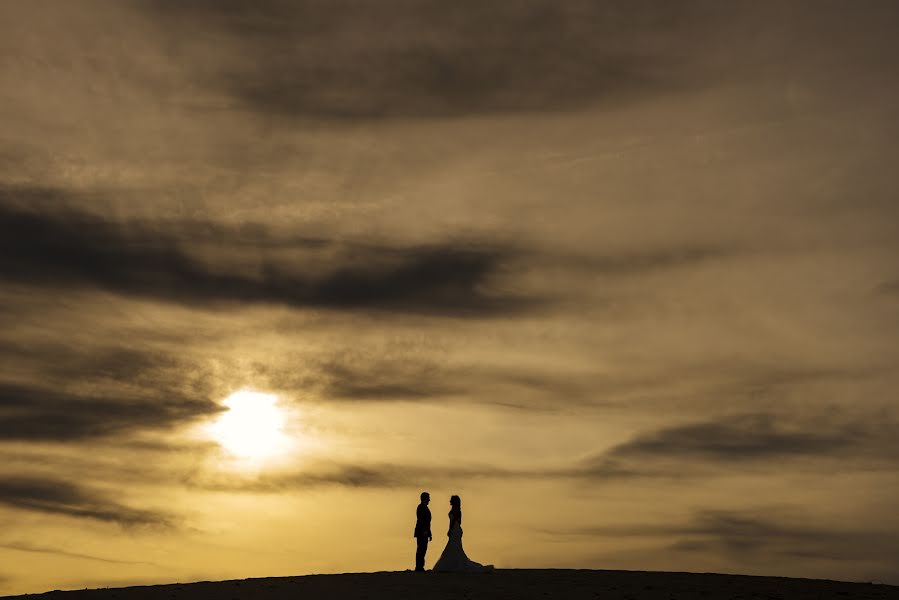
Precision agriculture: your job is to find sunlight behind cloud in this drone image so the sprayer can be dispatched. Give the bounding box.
[207,389,292,461]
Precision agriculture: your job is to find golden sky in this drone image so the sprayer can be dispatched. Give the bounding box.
[2,0,899,594]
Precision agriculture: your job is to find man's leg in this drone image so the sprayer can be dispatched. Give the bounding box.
[415,536,428,571]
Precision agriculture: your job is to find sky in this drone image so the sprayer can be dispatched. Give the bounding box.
[1,0,899,594]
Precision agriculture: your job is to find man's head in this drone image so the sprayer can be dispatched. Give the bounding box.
[420,491,430,504]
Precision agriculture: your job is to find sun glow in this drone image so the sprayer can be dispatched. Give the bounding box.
[207,390,291,460]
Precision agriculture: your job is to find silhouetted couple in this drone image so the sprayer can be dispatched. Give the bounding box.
[414,491,493,572]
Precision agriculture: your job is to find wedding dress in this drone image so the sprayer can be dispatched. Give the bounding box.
[432,511,494,572]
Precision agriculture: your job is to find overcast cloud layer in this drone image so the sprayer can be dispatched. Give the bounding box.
[1,0,898,594]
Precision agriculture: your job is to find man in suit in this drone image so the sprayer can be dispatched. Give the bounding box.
[413,491,432,571]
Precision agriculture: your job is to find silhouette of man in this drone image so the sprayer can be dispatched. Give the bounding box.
[413,491,432,571]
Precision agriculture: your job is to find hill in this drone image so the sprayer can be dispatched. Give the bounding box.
[4,569,897,600]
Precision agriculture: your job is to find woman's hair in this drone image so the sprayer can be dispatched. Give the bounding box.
[450,495,461,507]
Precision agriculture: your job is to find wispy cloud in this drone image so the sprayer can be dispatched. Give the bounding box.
[604,413,855,461]
[664,510,886,561]
[550,508,899,566]
[876,279,899,295]
[580,411,899,480]
[563,245,735,277]
[0,541,159,566]
[316,360,461,401]
[183,407,899,493]
[190,461,536,492]
[0,477,173,527]
[0,189,536,316]
[142,1,726,120]
[0,382,219,442]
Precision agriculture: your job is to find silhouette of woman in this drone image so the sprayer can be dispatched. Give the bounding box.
[432,495,494,572]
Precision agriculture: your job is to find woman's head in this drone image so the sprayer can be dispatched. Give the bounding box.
[450,495,461,508]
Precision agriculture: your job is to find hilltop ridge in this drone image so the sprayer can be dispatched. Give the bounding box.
[5,569,897,600]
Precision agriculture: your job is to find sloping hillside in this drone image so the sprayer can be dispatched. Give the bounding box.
[4,569,897,600]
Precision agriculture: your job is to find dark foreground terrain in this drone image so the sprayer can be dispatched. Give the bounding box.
[4,569,898,600]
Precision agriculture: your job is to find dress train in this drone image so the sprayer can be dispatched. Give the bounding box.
[432,524,493,572]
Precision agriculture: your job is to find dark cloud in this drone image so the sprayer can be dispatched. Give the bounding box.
[191,461,545,492]
[579,412,899,480]
[556,509,899,566]
[185,464,408,492]
[0,187,535,316]
[876,279,899,295]
[143,0,734,120]
[261,464,418,489]
[309,355,583,404]
[0,476,172,527]
[0,382,219,442]
[567,245,734,277]
[295,353,599,407]
[543,507,896,568]
[667,511,851,559]
[605,413,856,461]
[0,333,223,443]
[0,340,187,388]
[318,361,460,401]
[297,350,865,410]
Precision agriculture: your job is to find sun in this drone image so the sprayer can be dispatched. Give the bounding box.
[207,389,291,460]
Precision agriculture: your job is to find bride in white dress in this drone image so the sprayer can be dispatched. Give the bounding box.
[432,495,494,572]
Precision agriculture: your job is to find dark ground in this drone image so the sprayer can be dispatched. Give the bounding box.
[4,569,898,600]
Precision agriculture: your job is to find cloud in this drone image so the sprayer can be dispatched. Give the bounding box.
[579,412,899,480]
[299,345,875,411]
[0,339,189,388]
[0,187,536,316]
[0,332,226,443]
[260,465,418,489]
[190,461,547,492]
[0,382,220,442]
[183,409,899,494]
[667,510,847,558]
[559,508,899,566]
[276,352,604,409]
[876,279,899,295]
[566,245,734,277]
[142,0,725,120]
[309,355,583,404]
[0,476,172,527]
[605,413,855,461]
[317,360,461,401]
[0,541,159,566]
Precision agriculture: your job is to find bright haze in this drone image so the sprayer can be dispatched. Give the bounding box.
[2,0,899,594]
